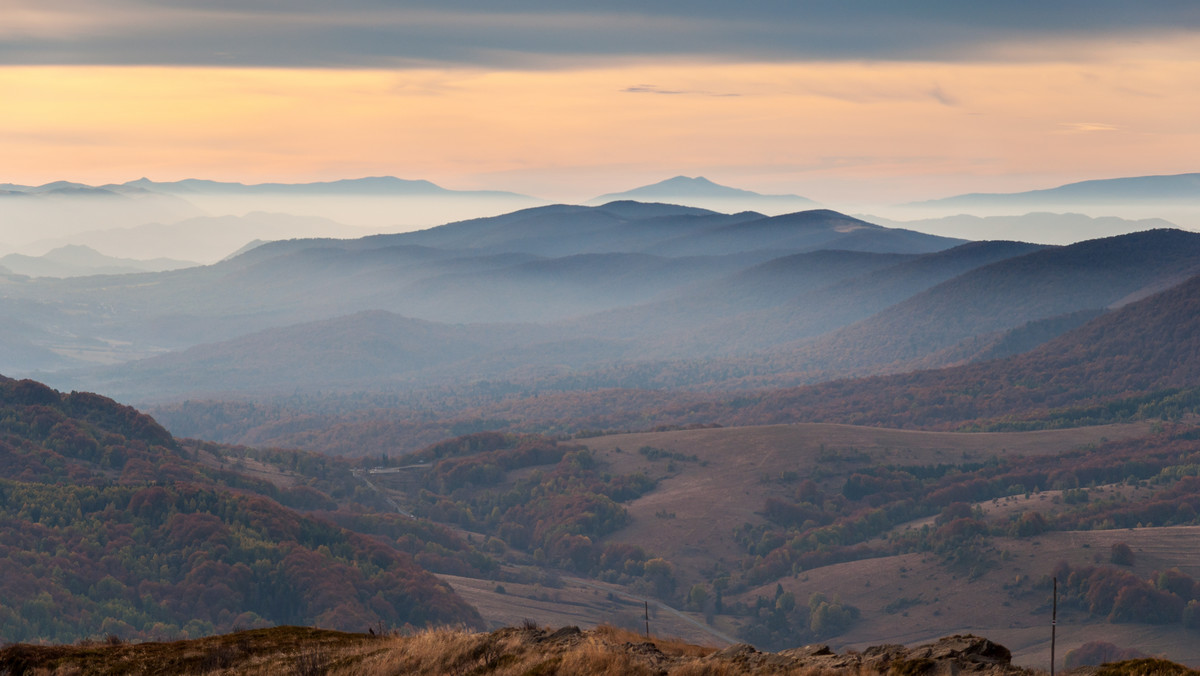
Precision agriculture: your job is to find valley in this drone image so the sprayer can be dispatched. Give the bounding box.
[344,418,1200,664]
[4,182,1200,671]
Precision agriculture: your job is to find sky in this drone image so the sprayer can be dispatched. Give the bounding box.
[4,1,1200,204]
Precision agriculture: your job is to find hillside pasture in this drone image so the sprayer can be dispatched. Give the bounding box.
[742,525,1200,668]
[579,422,1154,579]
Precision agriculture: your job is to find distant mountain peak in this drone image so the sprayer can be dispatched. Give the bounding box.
[654,175,724,188]
[587,176,817,212]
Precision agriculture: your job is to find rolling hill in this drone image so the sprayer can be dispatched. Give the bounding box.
[9,202,961,379]
[373,202,960,257]
[864,212,1179,245]
[4,203,1196,455]
[715,262,1200,429]
[190,243,1200,456]
[760,228,1200,378]
[0,376,483,643]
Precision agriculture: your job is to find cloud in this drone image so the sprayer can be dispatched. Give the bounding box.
[623,84,685,95]
[4,1,1200,67]
[622,84,739,97]
[1059,122,1120,133]
[927,85,957,107]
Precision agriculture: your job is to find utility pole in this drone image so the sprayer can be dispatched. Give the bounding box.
[644,600,650,639]
[1051,576,1058,676]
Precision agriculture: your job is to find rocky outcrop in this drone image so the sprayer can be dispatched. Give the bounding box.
[705,634,1030,676]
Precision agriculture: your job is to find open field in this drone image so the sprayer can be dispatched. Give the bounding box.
[578,422,1155,580]
[739,523,1200,668]
[365,419,1199,666]
[439,569,738,647]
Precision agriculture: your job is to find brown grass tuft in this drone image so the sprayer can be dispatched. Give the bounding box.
[592,624,717,659]
[0,624,1062,676]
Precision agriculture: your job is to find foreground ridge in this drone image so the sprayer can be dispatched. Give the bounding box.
[0,623,1052,675]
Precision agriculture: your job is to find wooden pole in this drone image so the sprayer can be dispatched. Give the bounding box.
[1051,576,1057,676]
[644,600,650,639]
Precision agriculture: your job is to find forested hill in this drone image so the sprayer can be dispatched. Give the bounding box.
[0,376,483,643]
[716,269,1200,429]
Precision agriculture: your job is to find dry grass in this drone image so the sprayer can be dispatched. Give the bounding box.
[578,422,1152,580]
[354,624,689,676]
[592,624,716,659]
[3,623,992,676]
[0,626,385,676]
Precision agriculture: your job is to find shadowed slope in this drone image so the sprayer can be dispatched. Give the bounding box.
[724,267,1200,428]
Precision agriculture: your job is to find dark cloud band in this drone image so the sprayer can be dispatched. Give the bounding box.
[5,1,1200,67]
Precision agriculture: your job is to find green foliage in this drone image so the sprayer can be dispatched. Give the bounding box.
[1012,511,1047,537]
[410,434,664,580]
[1111,542,1136,566]
[738,590,860,650]
[637,446,700,464]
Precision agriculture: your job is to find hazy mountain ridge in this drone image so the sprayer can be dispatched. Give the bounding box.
[9,204,960,377]
[917,172,1200,207]
[26,212,371,264]
[167,235,1200,456]
[864,212,1179,245]
[900,172,1200,229]
[29,220,1200,420]
[0,176,547,261]
[0,244,197,278]
[659,239,1048,356]
[710,267,1200,429]
[760,228,1200,377]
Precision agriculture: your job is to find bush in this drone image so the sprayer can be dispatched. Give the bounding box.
[1111,542,1136,566]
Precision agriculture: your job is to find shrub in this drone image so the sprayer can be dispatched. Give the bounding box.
[1111,542,1136,566]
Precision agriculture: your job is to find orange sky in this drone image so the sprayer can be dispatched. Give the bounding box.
[4,38,1200,203]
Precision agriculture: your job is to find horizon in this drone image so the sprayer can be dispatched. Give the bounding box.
[4,3,1200,205]
[3,171,1199,261]
[5,169,1200,209]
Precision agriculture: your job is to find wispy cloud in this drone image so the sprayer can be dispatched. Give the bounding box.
[622,84,739,97]
[928,85,957,106]
[1059,122,1120,133]
[622,84,684,95]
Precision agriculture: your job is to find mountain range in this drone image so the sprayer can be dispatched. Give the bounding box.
[8,179,1200,660]
[3,172,1195,262]
[16,202,965,395]
[5,200,1189,435]
[898,172,1200,228]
